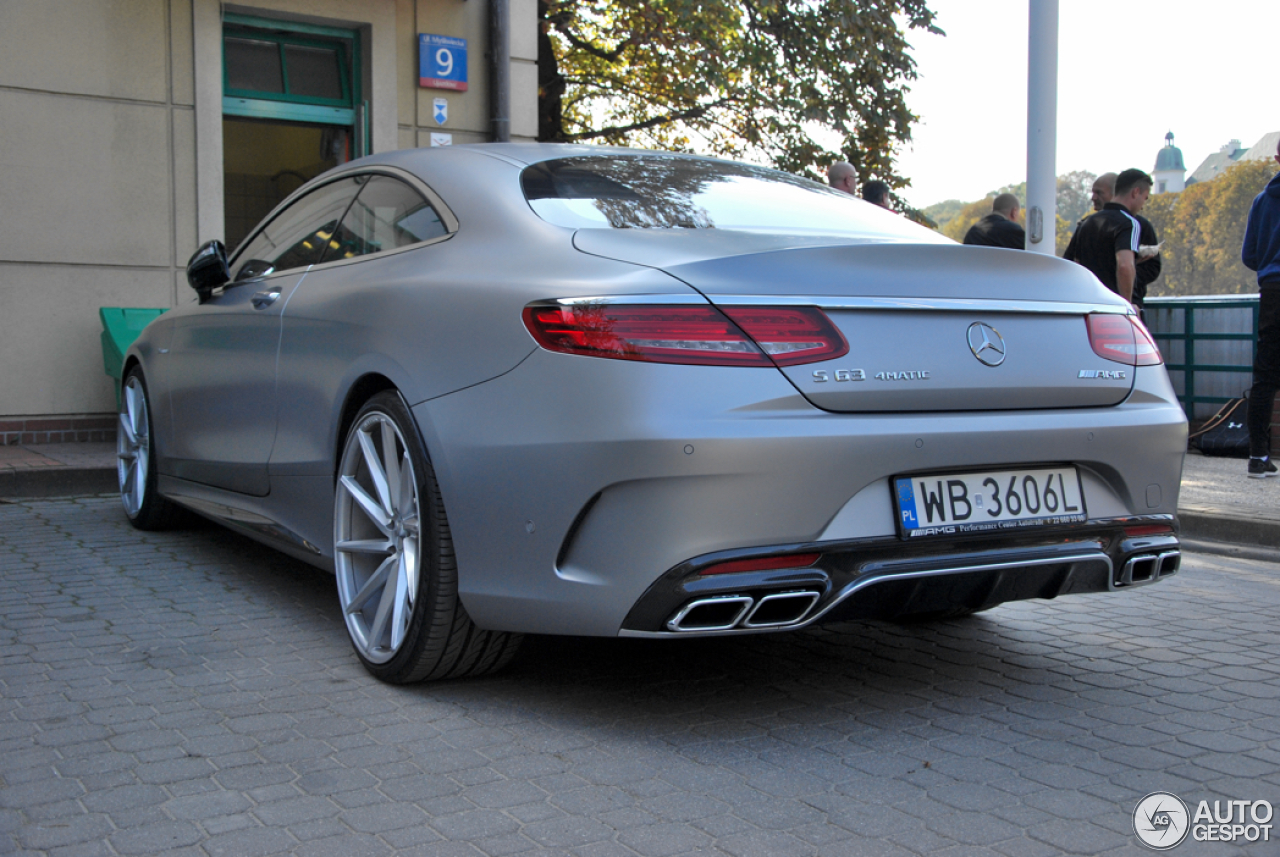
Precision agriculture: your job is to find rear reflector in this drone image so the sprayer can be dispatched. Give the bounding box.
[1086,313,1163,366]
[523,304,847,367]
[699,552,820,576]
[1123,524,1174,538]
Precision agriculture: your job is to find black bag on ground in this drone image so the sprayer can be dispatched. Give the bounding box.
[1189,397,1250,457]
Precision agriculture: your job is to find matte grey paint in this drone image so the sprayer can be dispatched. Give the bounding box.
[126,143,1187,640]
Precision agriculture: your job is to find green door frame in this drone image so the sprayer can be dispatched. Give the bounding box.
[221,13,367,154]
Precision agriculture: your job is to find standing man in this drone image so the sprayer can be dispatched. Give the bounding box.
[963,193,1025,249]
[1242,139,1280,478]
[861,180,892,210]
[1062,168,1158,308]
[1063,173,1116,259]
[1065,171,1162,301]
[828,162,857,196]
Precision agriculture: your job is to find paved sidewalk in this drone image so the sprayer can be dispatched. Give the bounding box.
[2,442,1277,550]
[1,495,1278,856]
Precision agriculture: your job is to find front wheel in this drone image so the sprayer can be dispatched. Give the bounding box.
[333,391,522,683]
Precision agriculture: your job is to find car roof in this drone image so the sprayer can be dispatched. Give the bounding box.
[350,142,762,174]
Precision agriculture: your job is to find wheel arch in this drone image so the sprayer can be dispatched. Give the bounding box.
[120,355,142,388]
[333,373,399,478]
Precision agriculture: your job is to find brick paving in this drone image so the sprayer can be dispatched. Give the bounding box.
[1,496,1278,856]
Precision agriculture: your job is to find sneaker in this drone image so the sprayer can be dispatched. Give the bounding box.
[1248,457,1278,478]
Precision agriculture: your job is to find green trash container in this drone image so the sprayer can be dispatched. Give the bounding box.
[99,307,168,408]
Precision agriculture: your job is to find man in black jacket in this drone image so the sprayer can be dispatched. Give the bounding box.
[963,194,1025,249]
[1065,172,1163,299]
[1063,168,1160,307]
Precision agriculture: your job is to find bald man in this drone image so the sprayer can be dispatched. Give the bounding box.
[828,162,857,195]
[963,193,1025,249]
[1091,172,1117,210]
[1064,174,1116,256]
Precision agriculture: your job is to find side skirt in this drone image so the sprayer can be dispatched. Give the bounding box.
[157,474,334,572]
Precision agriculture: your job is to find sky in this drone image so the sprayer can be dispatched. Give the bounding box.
[895,0,1276,209]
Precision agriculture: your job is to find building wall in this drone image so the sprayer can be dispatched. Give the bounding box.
[0,0,195,422]
[0,0,537,431]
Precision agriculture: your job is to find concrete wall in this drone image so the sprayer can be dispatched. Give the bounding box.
[0,0,538,425]
[0,0,196,418]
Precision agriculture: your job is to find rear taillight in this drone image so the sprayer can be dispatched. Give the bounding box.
[719,307,849,366]
[1086,313,1163,366]
[522,304,847,367]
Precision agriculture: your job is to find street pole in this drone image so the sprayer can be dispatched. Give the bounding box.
[1025,0,1058,254]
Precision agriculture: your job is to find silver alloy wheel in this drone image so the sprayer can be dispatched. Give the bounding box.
[334,411,421,665]
[118,374,149,518]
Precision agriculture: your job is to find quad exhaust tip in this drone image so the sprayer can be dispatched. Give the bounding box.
[1117,550,1180,587]
[666,591,819,633]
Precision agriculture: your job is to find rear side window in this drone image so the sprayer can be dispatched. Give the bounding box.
[230,177,361,280]
[320,176,447,263]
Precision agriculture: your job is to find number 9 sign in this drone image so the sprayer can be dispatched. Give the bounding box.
[419,34,468,92]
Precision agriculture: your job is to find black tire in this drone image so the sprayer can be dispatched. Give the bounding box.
[333,391,522,683]
[118,368,182,530]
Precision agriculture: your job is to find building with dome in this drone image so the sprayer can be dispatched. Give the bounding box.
[1152,132,1186,194]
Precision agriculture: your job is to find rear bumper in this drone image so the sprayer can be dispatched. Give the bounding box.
[416,350,1187,637]
[619,523,1181,636]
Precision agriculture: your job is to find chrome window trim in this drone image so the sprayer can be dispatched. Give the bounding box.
[542,295,1132,315]
[226,164,459,276]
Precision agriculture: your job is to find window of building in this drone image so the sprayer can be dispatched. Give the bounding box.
[221,14,367,250]
[223,24,355,116]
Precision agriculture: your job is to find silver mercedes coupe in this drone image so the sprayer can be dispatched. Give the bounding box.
[118,144,1187,683]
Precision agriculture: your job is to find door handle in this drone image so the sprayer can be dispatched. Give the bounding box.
[251,289,282,310]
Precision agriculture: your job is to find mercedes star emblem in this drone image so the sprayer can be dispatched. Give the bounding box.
[967,322,1007,367]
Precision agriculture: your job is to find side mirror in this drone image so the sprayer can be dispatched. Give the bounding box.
[186,240,229,302]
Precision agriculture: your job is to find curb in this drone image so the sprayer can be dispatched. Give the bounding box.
[0,467,118,500]
[1177,504,1280,551]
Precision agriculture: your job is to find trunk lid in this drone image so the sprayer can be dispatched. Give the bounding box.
[574,234,1136,412]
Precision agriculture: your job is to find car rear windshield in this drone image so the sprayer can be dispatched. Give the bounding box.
[521,155,917,237]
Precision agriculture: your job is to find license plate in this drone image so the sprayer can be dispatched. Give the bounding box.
[893,466,1086,538]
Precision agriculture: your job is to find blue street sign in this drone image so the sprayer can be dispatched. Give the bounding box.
[419,34,467,92]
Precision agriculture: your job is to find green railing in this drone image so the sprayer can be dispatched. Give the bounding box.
[1144,295,1258,418]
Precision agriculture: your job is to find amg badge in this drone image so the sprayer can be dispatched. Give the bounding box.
[1078,369,1127,380]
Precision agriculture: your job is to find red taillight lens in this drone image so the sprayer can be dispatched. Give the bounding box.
[720,307,849,366]
[1086,313,1163,366]
[522,304,847,367]
[699,552,821,576]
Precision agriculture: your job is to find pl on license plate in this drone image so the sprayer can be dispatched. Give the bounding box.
[894,466,1086,538]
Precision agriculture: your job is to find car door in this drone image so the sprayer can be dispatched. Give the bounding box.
[269,173,452,479]
[165,177,362,495]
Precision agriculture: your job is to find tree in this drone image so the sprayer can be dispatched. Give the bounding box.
[1143,159,1276,296]
[1055,170,1095,225]
[537,1,943,186]
[941,197,995,243]
[922,198,968,231]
